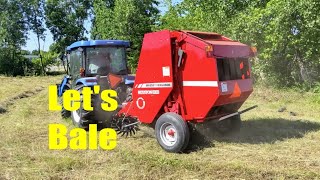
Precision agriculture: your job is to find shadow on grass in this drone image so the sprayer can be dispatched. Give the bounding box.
[186,118,320,153]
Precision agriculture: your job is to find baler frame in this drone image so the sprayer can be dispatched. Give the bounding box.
[114,30,257,152]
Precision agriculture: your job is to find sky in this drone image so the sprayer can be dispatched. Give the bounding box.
[22,1,181,52]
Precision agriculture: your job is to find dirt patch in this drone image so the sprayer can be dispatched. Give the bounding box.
[0,86,45,114]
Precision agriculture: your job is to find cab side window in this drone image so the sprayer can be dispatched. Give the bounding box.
[70,50,82,77]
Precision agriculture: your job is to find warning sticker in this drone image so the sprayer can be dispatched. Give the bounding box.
[137,82,172,88]
[138,90,160,95]
[221,82,228,92]
[162,66,170,77]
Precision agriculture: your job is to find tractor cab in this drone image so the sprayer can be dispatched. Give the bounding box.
[66,40,131,86]
[57,39,133,129]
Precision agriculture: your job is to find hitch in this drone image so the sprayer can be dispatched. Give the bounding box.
[218,105,258,121]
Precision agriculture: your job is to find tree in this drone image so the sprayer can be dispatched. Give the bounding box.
[32,50,57,75]
[92,0,160,70]
[25,0,46,74]
[228,0,320,86]
[158,0,320,87]
[45,0,91,53]
[0,0,30,76]
[91,0,115,40]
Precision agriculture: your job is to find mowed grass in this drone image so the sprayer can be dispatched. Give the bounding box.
[0,76,320,179]
[0,76,62,101]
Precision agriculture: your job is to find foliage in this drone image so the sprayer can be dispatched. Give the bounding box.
[0,0,30,76]
[24,0,47,74]
[45,0,91,53]
[92,0,160,70]
[159,0,320,87]
[31,51,58,75]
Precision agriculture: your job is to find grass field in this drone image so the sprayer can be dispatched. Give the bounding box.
[0,75,320,179]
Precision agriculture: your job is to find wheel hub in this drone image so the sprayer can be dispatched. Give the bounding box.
[167,128,175,137]
[160,123,177,146]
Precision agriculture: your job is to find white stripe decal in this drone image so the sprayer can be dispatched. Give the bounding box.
[138,82,172,88]
[183,81,218,87]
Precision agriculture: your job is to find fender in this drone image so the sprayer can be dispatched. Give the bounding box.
[57,75,71,97]
[75,77,98,87]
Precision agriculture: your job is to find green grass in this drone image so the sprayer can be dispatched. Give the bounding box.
[0,76,319,179]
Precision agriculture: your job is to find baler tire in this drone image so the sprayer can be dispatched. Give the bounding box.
[60,84,71,118]
[155,112,190,153]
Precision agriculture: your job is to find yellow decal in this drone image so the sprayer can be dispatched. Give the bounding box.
[99,128,117,150]
[48,124,68,150]
[48,85,62,111]
[70,128,87,150]
[48,85,119,150]
[82,87,94,111]
[101,90,118,111]
[49,85,118,112]
[48,124,117,150]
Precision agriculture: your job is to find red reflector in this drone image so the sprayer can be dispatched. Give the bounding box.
[242,74,245,79]
[240,62,244,69]
[108,73,122,89]
[80,68,85,77]
[230,83,241,98]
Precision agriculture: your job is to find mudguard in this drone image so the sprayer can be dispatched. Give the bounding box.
[75,77,98,87]
[57,75,71,97]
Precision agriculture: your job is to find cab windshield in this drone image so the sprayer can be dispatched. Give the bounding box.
[86,46,127,75]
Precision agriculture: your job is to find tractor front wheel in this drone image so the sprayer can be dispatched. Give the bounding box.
[60,84,71,118]
[155,113,190,153]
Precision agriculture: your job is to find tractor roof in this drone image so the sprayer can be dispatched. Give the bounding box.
[66,40,130,51]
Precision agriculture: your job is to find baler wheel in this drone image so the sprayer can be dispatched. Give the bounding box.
[155,113,189,153]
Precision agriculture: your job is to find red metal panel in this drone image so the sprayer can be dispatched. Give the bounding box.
[178,34,220,121]
[207,40,251,58]
[126,30,173,124]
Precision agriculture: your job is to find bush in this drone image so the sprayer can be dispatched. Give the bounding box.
[31,51,58,75]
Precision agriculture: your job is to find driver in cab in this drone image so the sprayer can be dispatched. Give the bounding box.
[88,51,111,75]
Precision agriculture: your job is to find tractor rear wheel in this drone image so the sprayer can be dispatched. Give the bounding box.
[71,85,89,129]
[71,85,113,130]
[214,114,242,134]
[155,113,190,153]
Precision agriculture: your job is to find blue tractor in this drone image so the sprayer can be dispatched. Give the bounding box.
[57,40,135,129]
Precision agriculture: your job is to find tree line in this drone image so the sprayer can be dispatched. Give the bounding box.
[0,0,319,89]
